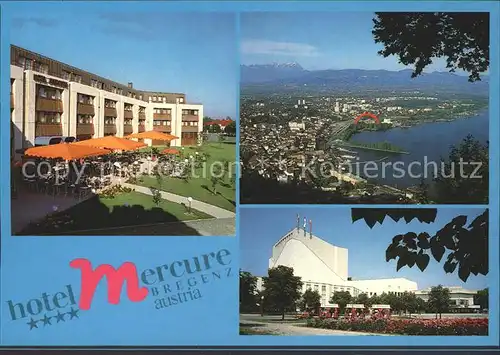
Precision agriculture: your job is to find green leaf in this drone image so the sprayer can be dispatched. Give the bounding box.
[458,263,471,282]
[443,260,458,274]
[451,215,468,228]
[403,232,418,249]
[396,257,406,271]
[430,237,446,262]
[417,232,431,249]
[385,244,398,262]
[416,254,430,272]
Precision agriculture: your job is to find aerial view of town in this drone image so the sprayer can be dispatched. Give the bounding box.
[240,12,490,205]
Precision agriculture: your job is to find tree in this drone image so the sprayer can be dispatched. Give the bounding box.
[434,135,488,204]
[474,288,488,309]
[413,178,430,204]
[427,285,451,319]
[262,266,303,320]
[401,292,419,316]
[415,297,427,314]
[355,293,372,308]
[352,208,488,282]
[330,291,352,314]
[239,270,258,313]
[372,12,489,82]
[299,289,321,312]
[208,124,222,133]
[225,121,236,135]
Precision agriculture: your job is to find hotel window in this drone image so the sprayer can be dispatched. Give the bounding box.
[73,75,82,83]
[306,284,311,290]
[139,95,143,100]
[37,112,61,124]
[314,285,319,291]
[321,286,326,294]
[62,71,71,81]
[17,57,26,68]
[179,97,184,103]
[38,87,47,98]
[78,115,93,124]
[25,59,33,70]
[35,63,49,74]
[167,121,171,126]
[152,97,157,101]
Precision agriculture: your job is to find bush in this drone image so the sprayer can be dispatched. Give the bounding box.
[98,185,133,199]
[307,317,488,335]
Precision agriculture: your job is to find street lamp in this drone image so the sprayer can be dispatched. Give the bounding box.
[260,295,264,317]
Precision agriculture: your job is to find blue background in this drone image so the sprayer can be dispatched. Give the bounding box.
[1,0,499,348]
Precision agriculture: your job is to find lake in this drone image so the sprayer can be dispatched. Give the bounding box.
[345,110,489,188]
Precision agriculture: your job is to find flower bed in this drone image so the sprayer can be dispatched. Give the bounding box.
[306,317,488,335]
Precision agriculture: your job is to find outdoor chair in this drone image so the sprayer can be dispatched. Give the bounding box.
[23,177,38,192]
[76,184,92,200]
[51,180,66,198]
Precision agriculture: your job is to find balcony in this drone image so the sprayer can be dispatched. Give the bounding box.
[36,98,63,113]
[138,121,146,132]
[104,124,117,135]
[77,102,95,115]
[36,123,62,136]
[139,112,146,120]
[124,110,134,119]
[104,107,117,117]
[77,124,94,136]
[123,124,133,134]
[153,126,171,133]
[153,113,171,120]
[181,125,200,133]
[181,114,199,122]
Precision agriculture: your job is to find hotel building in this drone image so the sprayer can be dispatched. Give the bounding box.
[255,227,418,307]
[10,45,203,161]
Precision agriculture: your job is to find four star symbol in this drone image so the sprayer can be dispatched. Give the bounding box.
[55,311,65,323]
[68,307,79,319]
[41,314,52,326]
[27,317,38,330]
[25,308,80,329]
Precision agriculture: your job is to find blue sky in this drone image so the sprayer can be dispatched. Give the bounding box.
[240,207,489,290]
[8,2,237,118]
[241,12,453,72]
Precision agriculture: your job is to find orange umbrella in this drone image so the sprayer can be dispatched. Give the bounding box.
[125,131,179,142]
[162,148,180,155]
[74,136,146,151]
[24,143,110,161]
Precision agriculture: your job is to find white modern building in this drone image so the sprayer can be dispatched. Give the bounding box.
[415,286,481,312]
[10,45,203,162]
[256,227,418,307]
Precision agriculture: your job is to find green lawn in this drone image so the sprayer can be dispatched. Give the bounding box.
[18,191,212,235]
[135,142,236,211]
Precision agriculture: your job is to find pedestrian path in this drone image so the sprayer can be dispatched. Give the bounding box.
[122,183,235,219]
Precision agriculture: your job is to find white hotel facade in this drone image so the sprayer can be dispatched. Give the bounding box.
[10,45,203,161]
[256,227,419,308]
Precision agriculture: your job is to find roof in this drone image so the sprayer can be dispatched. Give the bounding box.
[204,119,233,127]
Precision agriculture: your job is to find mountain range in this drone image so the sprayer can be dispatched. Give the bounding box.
[240,63,489,95]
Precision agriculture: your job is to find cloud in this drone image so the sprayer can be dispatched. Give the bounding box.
[241,39,320,57]
[12,17,59,29]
